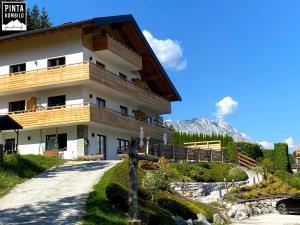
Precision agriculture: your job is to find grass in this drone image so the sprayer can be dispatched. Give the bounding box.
[0,154,65,197]
[82,158,223,225]
[165,161,248,182]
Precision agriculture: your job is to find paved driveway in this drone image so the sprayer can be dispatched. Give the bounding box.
[234,212,300,225]
[0,160,119,225]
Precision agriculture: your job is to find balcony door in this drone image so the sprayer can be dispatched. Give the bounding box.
[97,135,106,159]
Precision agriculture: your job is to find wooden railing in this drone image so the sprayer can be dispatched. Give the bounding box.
[9,103,91,128]
[0,62,89,94]
[237,152,257,168]
[6,103,170,139]
[0,62,170,114]
[90,104,170,139]
[89,62,170,113]
[184,140,222,151]
[93,34,142,69]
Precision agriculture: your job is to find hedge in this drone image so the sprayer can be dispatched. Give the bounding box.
[274,143,290,172]
[262,149,274,160]
[227,142,263,162]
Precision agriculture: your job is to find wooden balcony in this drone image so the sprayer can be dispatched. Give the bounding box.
[9,104,91,129]
[0,62,170,113]
[8,103,170,140]
[90,104,170,139]
[0,62,90,95]
[93,34,142,70]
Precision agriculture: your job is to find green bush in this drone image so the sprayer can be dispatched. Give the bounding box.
[227,142,237,163]
[141,169,169,201]
[166,162,248,182]
[229,142,263,160]
[262,149,274,160]
[274,143,290,171]
[274,170,300,189]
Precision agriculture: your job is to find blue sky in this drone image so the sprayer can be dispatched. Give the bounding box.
[28,0,300,149]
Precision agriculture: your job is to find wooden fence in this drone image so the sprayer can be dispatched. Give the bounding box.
[150,144,223,162]
[237,152,257,168]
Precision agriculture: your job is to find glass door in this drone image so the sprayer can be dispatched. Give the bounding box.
[97,135,107,159]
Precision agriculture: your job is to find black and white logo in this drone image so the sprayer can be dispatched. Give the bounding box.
[2,2,27,31]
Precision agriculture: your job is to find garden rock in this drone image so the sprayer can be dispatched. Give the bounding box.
[213,214,225,224]
[173,216,188,225]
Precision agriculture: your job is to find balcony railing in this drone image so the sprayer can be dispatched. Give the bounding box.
[93,34,142,69]
[0,62,170,114]
[6,103,171,139]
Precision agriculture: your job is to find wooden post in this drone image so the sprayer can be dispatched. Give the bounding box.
[224,178,227,192]
[221,150,224,162]
[0,145,3,169]
[172,144,175,161]
[218,184,222,199]
[253,177,256,185]
[210,150,212,162]
[128,139,141,225]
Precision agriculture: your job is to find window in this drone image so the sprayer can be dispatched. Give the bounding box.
[96,61,105,69]
[119,72,127,80]
[46,133,67,150]
[47,57,66,68]
[10,63,26,73]
[96,97,106,108]
[5,138,16,151]
[48,95,66,107]
[117,139,129,154]
[97,135,106,157]
[9,100,25,112]
[120,106,128,116]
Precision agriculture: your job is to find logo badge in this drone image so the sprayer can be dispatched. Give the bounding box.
[2,2,27,31]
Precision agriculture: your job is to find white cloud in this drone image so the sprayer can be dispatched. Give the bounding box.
[258,141,274,149]
[215,96,238,119]
[142,29,187,71]
[284,137,295,148]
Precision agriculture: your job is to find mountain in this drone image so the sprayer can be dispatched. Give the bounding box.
[2,19,26,30]
[165,117,250,142]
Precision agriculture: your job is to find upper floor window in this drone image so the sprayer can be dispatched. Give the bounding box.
[48,57,66,68]
[9,100,25,112]
[48,95,66,107]
[120,105,128,116]
[119,72,127,80]
[96,97,106,108]
[10,63,26,73]
[96,61,105,69]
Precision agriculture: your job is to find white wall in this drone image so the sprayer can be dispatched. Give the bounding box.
[0,126,78,159]
[0,29,83,76]
[0,86,84,114]
[88,124,131,160]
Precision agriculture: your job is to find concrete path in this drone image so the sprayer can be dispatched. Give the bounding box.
[233,212,300,225]
[0,160,119,225]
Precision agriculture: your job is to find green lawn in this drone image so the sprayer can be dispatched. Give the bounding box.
[82,159,221,225]
[0,154,65,197]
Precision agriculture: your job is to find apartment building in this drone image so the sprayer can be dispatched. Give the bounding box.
[0,15,181,160]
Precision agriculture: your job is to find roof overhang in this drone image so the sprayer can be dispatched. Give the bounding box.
[0,115,23,131]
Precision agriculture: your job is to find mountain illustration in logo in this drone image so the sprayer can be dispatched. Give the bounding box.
[2,19,26,31]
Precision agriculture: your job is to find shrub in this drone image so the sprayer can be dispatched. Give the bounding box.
[233,142,263,160]
[141,169,169,201]
[227,142,237,163]
[261,158,274,173]
[274,143,290,171]
[274,170,300,189]
[262,149,274,160]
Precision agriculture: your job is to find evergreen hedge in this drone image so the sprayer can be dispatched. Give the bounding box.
[262,149,274,160]
[227,142,263,162]
[274,143,290,172]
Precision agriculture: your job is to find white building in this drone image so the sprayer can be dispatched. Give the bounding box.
[0,15,181,160]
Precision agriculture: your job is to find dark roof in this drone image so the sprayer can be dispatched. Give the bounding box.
[0,14,181,101]
[0,115,23,131]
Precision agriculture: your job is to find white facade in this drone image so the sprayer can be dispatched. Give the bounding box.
[0,28,169,160]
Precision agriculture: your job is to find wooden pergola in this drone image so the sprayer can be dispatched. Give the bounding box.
[0,115,23,168]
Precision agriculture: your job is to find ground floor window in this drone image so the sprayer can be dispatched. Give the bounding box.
[5,138,15,150]
[97,135,106,157]
[46,133,67,150]
[117,139,129,154]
